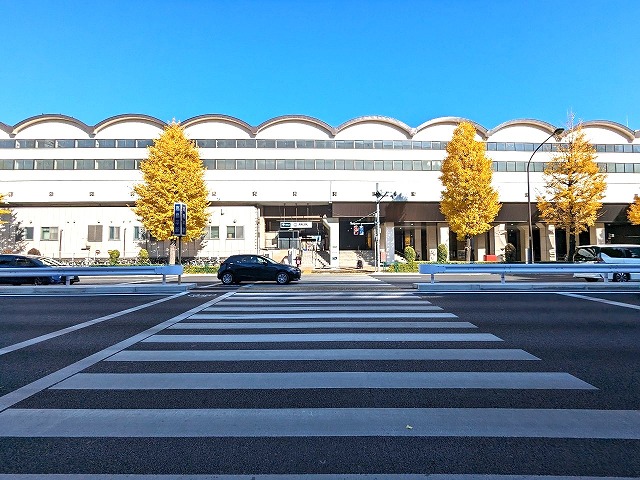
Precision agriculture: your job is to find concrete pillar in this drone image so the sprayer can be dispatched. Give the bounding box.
[493,224,507,261]
[545,224,557,261]
[437,223,450,260]
[593,223,605,245]
[427,225,438,261]
[518,225,529,262]
[382,222,395,264]
[322,217,340,269]
[414,227,422,258]
[475,234,487,261]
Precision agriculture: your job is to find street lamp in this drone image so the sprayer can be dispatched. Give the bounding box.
[527,127,564,263]
[373,183,396,272]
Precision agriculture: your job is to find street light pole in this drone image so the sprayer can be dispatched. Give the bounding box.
[373,183,396,272]
[527,127,564,264]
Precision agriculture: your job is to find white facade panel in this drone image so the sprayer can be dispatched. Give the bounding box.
[94,122,163,139]
[14,122,90,139]
[336,122,409,140]
[184,121,252,139]
[257,121,331,139]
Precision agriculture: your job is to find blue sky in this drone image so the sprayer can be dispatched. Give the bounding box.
[1,0,638,130]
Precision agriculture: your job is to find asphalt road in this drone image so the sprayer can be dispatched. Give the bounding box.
[0,275,639,478]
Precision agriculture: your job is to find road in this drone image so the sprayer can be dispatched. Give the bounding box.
[0,274,639,478]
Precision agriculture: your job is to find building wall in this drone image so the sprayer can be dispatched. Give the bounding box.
[1,114,639,261]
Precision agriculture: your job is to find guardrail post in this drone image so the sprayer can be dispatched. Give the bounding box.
[431,273,435,284]
[162,274,167,285]
[501,272,506,284]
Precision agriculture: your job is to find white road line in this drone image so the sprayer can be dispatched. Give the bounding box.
[206,305,442,311]
[106,348,540,362]
[188,312,457,320]
[216,300,433,305]
[0,292,189,356]
[142,333,502,343]
[0,292,236,413]
[559,292,640,310]
[230,292,415,297]
[168,321,475,329]
[50,372,595,390]
[1,408,636,438]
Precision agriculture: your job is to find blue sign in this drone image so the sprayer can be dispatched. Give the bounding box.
[173,202,187,236]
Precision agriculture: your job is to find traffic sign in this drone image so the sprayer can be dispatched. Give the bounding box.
[173,202,187,236]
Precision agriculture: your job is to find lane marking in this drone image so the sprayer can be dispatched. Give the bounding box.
[206,305,442,311]
[0,474,635,479]
[0,292,236,413]
[559,292,640,310]
[51,372,594,390]
[0,292,189,356]
[168,321,475,329]
[187,312,457,320]
[142,333,502,343]
[107,348,540,362]
[1,408,636,438]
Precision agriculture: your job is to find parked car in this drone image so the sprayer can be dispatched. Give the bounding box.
[573,244,640,282]
[0,254,80,285]
[217,254,301,285]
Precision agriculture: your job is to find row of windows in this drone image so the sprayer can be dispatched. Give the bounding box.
[2,138,639,153]
[3,158,640,173]
[26,225,245,242]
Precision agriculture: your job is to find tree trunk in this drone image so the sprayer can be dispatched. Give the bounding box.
[465,236,471,263]
[568,233,576,263]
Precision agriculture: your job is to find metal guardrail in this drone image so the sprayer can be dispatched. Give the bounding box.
[418,263,640,284]
[0,265,184,285]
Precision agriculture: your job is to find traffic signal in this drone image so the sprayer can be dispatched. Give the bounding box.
[173,202,187,236]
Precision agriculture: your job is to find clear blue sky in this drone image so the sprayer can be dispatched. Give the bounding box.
[1,0,638,130]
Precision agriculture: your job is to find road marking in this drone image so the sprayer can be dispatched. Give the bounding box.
[206,305,443,311]
[188,312,457,320]
[168,321,475,329]
[0,408,635,438]
[142,332,502,343]
[0,292,189,357]
[51,372,594,390]
[0,292,236,413]
[559,292,640,310]
[107,348,540,362]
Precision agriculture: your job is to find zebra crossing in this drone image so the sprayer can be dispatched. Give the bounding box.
[1,286,639,476]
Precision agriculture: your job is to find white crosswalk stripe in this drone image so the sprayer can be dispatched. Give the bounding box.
[0,287,628,448]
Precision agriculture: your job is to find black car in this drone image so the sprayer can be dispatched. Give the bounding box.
[0,254,80,285]
[217,254,301,285]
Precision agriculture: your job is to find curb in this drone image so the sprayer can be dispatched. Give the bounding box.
[414,282,640,292]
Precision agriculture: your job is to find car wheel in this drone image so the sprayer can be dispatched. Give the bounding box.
[276,271,290,285]
[221,272,235,285]
[613,272,630,282]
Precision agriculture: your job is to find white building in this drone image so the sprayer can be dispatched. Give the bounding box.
[1,114,639,266]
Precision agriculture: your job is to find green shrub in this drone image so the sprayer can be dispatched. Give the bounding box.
[404,245,416,263]
[137,248,150,265]
[437,243,448,263]
[108,249,120,265]
[183,265,220,274]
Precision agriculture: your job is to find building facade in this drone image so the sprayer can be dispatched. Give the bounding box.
[1,114,639,266]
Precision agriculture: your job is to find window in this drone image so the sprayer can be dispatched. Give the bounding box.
[116,159,137,170]
[276,140,295,148]
[237,139,256,148]
[136,139,153,148]
[96,139,116,148]
[0,140,15,148]
[133,226,145,240]
[75,159,95,170]
[217,139,236,148]
[87,225,103,242]
[16,140,35,149]
[57,139,75,148]
[24,227,34,241]
[109,226,120,240]
[15,160,34,170]
[226,226,244,239]
[41,227,59,241]
[34,160,54,170]
[55,159,74,170]
[77,139,95,148]
[96,160,115,170]
[116,139,135,148]
[0,160,13,170]
[207,226,219,239]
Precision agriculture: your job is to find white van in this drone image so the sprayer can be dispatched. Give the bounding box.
[573,244,640,282]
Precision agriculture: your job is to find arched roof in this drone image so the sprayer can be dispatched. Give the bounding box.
[415,117,488,139]
[488,118,561,137]
[256,115,335,136]
[182,114,254,136]
[337,116,412,137]
[580,120,635,142]
[1,114,639,140]
[94,114,166,134]
[11,114,93,136]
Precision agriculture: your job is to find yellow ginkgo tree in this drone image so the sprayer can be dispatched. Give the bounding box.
[133,121,210,248]
[0,193,9,220]
[628,195,640,225]
[440,121,501,262]
[536,121,606,261]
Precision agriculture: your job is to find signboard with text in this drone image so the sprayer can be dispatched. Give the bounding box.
[173,202,187,237]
